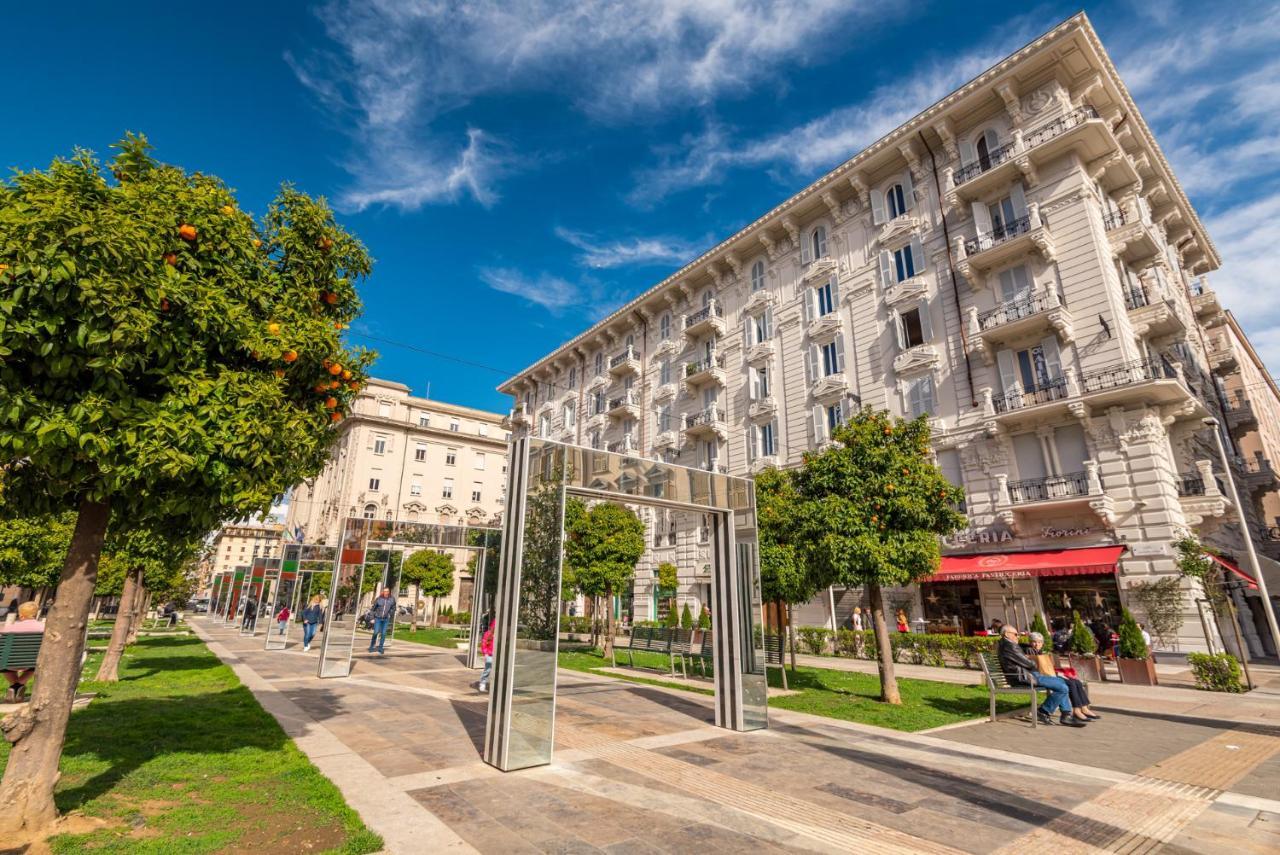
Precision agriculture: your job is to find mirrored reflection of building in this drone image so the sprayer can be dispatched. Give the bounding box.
[499,13,1278,654]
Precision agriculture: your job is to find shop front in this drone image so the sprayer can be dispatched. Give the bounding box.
[921,546,1126,636]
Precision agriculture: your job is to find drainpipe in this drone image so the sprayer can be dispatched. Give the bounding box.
[918,130,977,407]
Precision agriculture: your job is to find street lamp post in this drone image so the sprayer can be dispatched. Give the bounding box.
[1204,416,1280,658]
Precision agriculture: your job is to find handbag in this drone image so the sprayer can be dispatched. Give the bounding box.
[1034,653,1056,675]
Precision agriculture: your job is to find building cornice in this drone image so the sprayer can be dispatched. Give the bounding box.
[498,11,1217,394]
[342,412,509,449]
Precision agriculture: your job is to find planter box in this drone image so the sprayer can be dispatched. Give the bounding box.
[1069,654,1103,682]
[1117,655,1158,686]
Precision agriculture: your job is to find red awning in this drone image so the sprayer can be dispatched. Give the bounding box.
[1209,555,1258,590]
[923,545,1126,583]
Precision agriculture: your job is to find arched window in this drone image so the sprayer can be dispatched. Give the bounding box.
[385,510,394,520]
[811,226,828,260]
[886,184,907,219]
[976,128,999,170]
[362,503,377,519]
[701,290,713,307]
[659,312,671,340]
[594,351,604,375]
[751,260,766,292]
[625,333,634,349]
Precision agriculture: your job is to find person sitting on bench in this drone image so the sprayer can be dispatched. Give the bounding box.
[2,602,44,703]
[997,625,1085,728]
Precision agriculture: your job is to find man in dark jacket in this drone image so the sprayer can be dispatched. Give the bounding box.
[367,587,397,655]
[997,625,1083,727]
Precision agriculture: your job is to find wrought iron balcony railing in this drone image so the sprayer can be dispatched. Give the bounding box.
[964,213,1035,256]
[1079,357,1176,394]
[977,291,1054,331]
[1007,471,1091,504]
[993,377,1070,413]
[952,106,1100,187]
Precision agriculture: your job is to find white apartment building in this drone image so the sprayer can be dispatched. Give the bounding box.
[285,378,509,545]
[499,14,1274,651]
[207,522,285,590]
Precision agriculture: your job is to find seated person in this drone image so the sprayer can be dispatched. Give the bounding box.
[996,625,1085,727]
[1,602,45,703]
[1025,631,1100,722]
[1050,620,1072,654]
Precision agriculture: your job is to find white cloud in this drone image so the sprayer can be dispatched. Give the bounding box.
[292,0,907,211]
[628,36,1012,204]
[555,226,704,269]
[478,268,585,312]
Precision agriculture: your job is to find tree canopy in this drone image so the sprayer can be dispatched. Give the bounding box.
[564,501,645,600]
[402,550,455,599]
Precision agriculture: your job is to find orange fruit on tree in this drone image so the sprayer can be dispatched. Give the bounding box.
[274,369,286,378]
[160,298,170,312]
[341,369,352,380]
[323,291,338,305]
[267,322,280,335]
[318,236,334,251]
[348,382,359,391]
[324,397,338,409]
[329,380,340,389]
[282,350,298,363]
[163,253,178,266]
[221,205,234,216]
[178,224,197,241]
[253,238,262,248]
[313,384,326,393]
[330,412,343,423]
[328,363,342,376]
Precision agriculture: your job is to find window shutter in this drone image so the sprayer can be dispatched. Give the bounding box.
[805,344,818,385]
[907,378,922,418]
[959,137,977,167]
[870,189,886,225]
[835,335,846,372]
[828,273,840,307]
[918,299,934,341]
[800,232,812,264]
[812,405,825,444]
[922,375,936,415]
[906,235,926,272]
[902,170,915,211]
[972,201,993,236]
[878,251,893,287]
[743,316,753,352]
[1010,181,1029,220]
[802,287,813,323]
[891,309,905,350]
[749,366,760,401]
[1041,335,1063,380]
[843,394,857,422]
[996,349,1020,396]
[763,307,773,340]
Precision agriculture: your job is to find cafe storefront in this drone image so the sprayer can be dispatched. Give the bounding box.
[920,545,1127,635]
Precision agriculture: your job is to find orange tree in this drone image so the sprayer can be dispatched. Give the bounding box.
[787,409,965,704]
[755,466,823,669]
[0,134,372,833]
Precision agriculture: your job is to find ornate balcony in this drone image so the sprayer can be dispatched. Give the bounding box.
[1205,334,1237,374]
[801,256,837,284]
[507,404,530,428]
[684,301,726,339]
[983,357,1199,425]
[750,455,780,475]
[1176,460,1230,526]
[966,289,1072,364]
[607,434,637,455]
[607,390,640,420]
[883,275,929,307]
[748,397,777,421]
[1235,455,1280,494]
[1104,206,1161,264]
[1190,283,1225,327]
[955,205,1055,281]
[806,310,842,342]
[608,345,640,377]
[995,462,1114,530]
[683,407,727,441]
[1125,289,1184,338]
[893,344,940,376]
[683,353,726,390]
[948,106,1115,204]
[652,382,678,403]
[652,430,679,451]
[746,339,775,365]
[1223,390,1257,432]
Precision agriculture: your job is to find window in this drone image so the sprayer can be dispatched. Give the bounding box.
[758,421,776,457]
[474,452,486,470]
[418,414,430,427]
[893,244,916,281]
[478,423,488,437]
[751,259,766,292]
[898,306,928,349]
[701,290,713,308]
[362,503,377,519]
[998,265,1032,303]
[594,351,604,375]
[750,365,770,399]
[472,483,482,502]
[826,402,844,432]
[658,405,672,433]
[368,477,381,491]
[988,196,1017,235]
[592,391,605,415]
[589,430,601,450]
[373,436,387,455]
[811,225,828,261]
[821,341,840,376]
[378,401,391,418]
[563,403,576,429]
[975,128,999,169]
[568,366,577,388]
[805,337,845,383]
[442,478,454,499]
[414,445,427,462]
[659,359,671,385]
[751,309,773,344]
[907,375,936,418]
[538,414,550,437]
[445,448,457,466]
[410,481,422,496]
[879,236,925,286]
[816,278,835,316]
[449,419,460,432]
[886,183,907,219]
[659,313,671,340]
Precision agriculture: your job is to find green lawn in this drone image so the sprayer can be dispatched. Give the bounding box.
[555,647,1023,732]
[0,636,381,854]
[391,625,463,648]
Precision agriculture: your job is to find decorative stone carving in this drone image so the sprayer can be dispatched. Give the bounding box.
[811,375,849,400]
[821,191,847,224]
[892,344,940,376]
[759,232,779,260]
[931,116,958,161]
[743,288,777,315]
[883,275,928,307]
[1022,85,1055,116]
[996,80,1022,126]
[876,214,921,248]
[723,252,742,280]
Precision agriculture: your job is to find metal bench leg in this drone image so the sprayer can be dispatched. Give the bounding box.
[989,690,996,723]
[1029,688,1037,729]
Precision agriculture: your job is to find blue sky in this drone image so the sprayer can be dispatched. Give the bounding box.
[5,1,1279,413]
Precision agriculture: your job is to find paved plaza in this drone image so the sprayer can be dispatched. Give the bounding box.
[192,619,1280,854]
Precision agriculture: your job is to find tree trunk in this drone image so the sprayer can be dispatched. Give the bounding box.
[786,602,797,673]
[95,567,142,682]
[126,585,148,645]
[603,586,615,658]
[431,595,438,627]
[867,582,901,705]
[0,498,111,836]
[411,585,420,632]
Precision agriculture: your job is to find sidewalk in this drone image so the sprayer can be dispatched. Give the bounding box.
[194,618,1280,854]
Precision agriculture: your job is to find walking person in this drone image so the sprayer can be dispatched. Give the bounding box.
[241,596,258,631]
[275,604,291,636]
[997,625,1084,727]
[477,613,495,693]
[301,595,324,652]
[367,587,396,655]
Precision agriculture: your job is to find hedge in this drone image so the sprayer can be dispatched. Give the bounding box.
[800,627,997,670]
[1187,652,1245,693]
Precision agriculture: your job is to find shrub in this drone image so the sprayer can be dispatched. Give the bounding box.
[452,611,470,626]
[680,603,694,629]
[1116,608,1148,659]
[1068,611,1097,655]
[663,607,679,628]
[797,626,831,655]
[1029,612,1050,640]
[698,609,711,630]
[1187,652,1244,692]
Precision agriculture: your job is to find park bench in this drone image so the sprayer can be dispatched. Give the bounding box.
[978,651,1040,728]
[611,626,677,675]
[0,633,43,702]
[764,633,787,690]
[668,628,696,677]
[682,630,714,677]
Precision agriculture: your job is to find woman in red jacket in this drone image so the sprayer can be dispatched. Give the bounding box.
[477,613,495,693]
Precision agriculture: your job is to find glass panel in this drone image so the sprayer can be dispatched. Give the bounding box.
[225,566,249,624]
[736,537,768,731]
[265,547,298,650]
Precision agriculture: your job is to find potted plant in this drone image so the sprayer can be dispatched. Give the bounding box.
[1067,610,1102,681]
[1116,607,1157,685]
